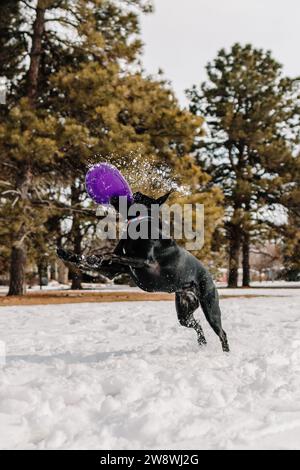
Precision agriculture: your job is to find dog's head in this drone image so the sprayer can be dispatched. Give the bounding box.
[109,191,172,219]
[132,191,172,208]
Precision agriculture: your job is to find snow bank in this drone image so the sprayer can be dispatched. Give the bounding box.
[0,290,300,449]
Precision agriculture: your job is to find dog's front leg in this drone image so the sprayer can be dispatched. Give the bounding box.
[57,248,148,277]
[56,248,129,279]
[95,253,149,269]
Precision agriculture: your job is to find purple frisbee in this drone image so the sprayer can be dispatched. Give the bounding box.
[85,163,133,205]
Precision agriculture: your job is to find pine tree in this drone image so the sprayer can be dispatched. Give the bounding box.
[187,43,300,287]
[0,0,154,294]
[49,2,223,285]
[281,155,300,279]
[0,0,224,294]
[51,53,225,271]
[46,0,157,289]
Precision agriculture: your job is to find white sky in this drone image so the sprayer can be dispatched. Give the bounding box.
[140,0,300,105]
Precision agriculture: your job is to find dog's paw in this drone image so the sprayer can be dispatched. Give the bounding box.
[198,337,207,348]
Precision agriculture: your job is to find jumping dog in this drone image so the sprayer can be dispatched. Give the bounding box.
[57,192,229,352]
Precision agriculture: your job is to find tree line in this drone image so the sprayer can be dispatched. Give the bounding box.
[0,0,299,295]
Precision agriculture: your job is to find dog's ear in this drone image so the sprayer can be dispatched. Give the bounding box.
[155,190,172,206]
[133,192,156,207]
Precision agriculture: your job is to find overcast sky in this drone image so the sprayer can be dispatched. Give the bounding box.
[140,0,300,105]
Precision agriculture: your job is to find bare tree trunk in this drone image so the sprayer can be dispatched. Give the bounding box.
[228,224,241,288]
[58,261,69,285]
[71,274,82,290]
[242,231,251,287]
[37,257,48,289]
[8,246,26,296]
[50,262,57,281]
[27,1,45,101]
[8,2,45,296]
[7,167,32,296]
[71,223,83,290]
[70,185,83,290]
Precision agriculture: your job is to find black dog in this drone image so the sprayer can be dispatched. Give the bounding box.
[57,192,229,352]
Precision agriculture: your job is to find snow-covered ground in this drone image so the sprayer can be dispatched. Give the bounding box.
[1,280,300,295]
[0,289,300,450]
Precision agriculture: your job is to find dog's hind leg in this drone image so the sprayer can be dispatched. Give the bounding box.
[199,287,229,353]
[175,290,207,347]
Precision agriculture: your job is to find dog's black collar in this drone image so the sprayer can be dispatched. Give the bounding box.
[126,215,153,226]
